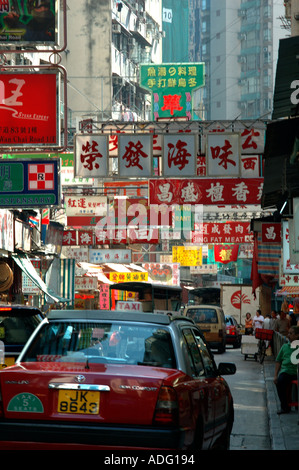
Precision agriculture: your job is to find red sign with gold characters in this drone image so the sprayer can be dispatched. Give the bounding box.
[214,245,239,264]
[0,73,57,146]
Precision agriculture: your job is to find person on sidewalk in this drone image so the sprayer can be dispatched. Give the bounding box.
[245,312,253,335]
[273,326,299,414]
[253,309,264,330]
[275,311,291,336]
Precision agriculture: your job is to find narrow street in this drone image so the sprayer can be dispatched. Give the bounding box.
[215,347,271,451]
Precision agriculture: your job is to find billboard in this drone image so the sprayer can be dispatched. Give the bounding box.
[140,62,205,120]
[0,72,59,147]
[0,0,57,45]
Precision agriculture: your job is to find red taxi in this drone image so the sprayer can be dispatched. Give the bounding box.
[0,310,236,450]
[225,315,242,348]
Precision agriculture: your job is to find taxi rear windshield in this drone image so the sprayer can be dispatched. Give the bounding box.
[22,321,176,368]
[186,308,217,324]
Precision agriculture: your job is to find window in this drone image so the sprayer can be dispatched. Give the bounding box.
[194,332,216,376]
[182,328,205,377]
[186,308,218,324]
[22,321,176,368]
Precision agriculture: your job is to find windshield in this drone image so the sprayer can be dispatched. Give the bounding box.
[22,321,176,368]
[186,308,217,324]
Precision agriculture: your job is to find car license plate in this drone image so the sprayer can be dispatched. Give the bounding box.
[58,389,99,414]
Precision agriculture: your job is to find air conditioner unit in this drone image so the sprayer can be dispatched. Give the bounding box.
[112,23,122,33]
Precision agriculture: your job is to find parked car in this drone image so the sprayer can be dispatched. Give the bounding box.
[225,315,242,348]
[184,304,226,353]
[0,305,44,368]
[0,310,236,450]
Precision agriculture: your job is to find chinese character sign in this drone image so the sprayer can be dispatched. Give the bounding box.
[214,245,239,264]
[163,134,196,177]
[89,248,131,264]
[118,135,153,177]
[172,246,202,266]
[261,223,281,243]
[207,133,240,177]
[192,221,252,244]
[149,178,263,205]
[75,135,108,177]
[65,196,107,217]
[140,63,205,120]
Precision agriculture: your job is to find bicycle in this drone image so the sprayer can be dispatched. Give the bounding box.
[255,328,273,364]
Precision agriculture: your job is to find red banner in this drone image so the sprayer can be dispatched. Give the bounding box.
[149,178,263,205]
[214,245,239,264]
[0,73,57,146]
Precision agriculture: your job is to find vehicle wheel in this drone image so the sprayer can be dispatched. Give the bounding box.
[244,354,247,360]
[218,343,226,353]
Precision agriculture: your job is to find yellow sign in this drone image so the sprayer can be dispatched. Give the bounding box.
[172,246,202,266]
[109,272,148,283]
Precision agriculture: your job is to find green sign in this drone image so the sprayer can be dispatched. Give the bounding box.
[140,62,205,120]
[0,159,60,208]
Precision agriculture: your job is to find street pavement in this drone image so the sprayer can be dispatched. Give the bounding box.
[264,356,299,450]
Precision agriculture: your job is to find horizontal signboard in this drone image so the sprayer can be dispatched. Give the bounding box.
[149,178,263,205]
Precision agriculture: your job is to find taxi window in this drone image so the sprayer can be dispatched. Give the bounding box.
[182,328,205,377]
[194,333,216,376]
[186,308,217,324]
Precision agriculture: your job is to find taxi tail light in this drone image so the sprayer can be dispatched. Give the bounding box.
[153,386,178,426]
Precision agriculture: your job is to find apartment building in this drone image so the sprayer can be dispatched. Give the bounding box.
[189,0,286,120]
[61,0,162,133]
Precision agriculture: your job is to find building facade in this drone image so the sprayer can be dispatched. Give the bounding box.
[189,0,286,120]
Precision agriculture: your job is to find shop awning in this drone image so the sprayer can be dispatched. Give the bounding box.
[12,253,69,303]
[275,286,299,297]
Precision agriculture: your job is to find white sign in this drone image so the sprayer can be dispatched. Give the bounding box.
[65,196,107,217]
[75,276,98,290]
[75,134,109,177]
[118,134,153,177]
[206,133,240,177]
[89,248,131,264]
[116,301,143,311]
[162,8,173,23]
[163,134,196,177]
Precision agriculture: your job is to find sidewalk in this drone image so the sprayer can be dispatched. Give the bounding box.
[264,357,299,450]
